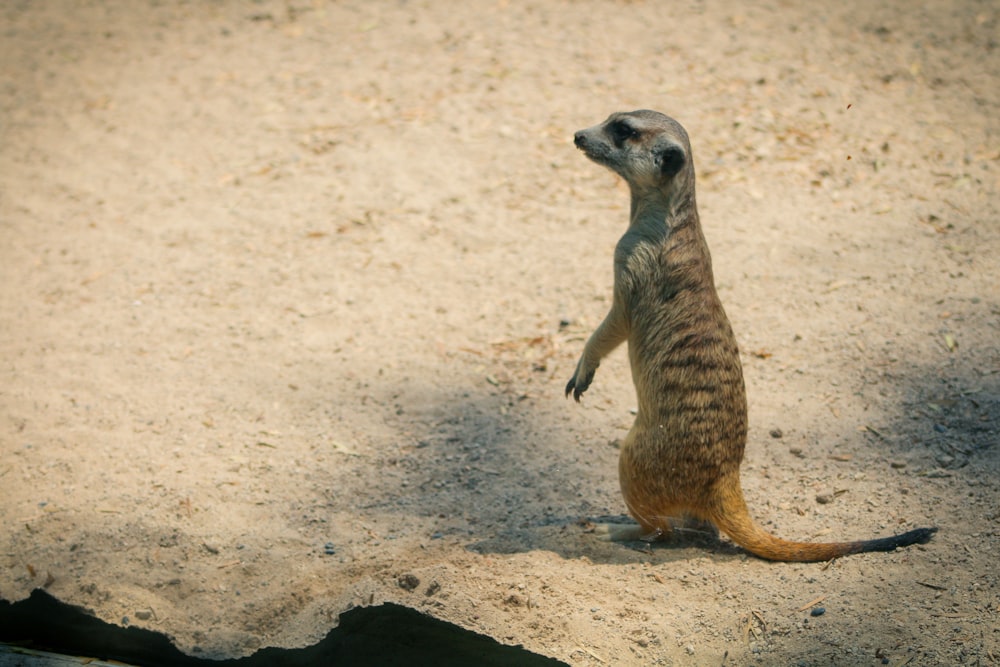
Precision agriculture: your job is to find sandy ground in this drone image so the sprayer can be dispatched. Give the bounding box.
[2,1,998,664]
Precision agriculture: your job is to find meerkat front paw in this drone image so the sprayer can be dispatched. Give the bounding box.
[565,361,596,402]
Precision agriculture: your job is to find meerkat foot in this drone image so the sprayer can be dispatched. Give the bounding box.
[586,516,716,545]
[589,522,667,543]
[640,527,666,542]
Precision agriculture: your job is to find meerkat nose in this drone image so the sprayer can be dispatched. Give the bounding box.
[574,132,586,148]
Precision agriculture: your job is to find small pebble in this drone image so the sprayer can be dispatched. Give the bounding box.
[135,609,153,621]
[815,493,833,505]
[770,428,783,438]
[936,454,955,468]
[398,573,420,591]
[323,542,336,555]
[810,607,826,617]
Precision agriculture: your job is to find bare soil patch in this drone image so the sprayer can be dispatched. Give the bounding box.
[2,1,998,664]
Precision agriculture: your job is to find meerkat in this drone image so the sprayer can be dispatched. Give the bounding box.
[565,110,936,562]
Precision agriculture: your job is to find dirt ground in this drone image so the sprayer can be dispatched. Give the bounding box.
[1,1,998,664]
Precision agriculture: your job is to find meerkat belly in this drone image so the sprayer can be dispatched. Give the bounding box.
[620,308,748,501]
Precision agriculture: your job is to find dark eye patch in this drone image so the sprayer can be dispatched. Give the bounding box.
[609,120,638,146]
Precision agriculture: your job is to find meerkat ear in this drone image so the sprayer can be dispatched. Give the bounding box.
[659,145,686,177]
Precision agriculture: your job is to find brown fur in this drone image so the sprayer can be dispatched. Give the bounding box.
[566,110,936,562]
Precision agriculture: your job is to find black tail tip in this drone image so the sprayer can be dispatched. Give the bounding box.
[909,526,939,544]
[867,526,938,553]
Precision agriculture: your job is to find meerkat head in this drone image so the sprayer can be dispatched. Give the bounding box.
[574,110,694,202]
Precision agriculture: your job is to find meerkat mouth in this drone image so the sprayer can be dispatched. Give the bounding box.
[573,135,607,164]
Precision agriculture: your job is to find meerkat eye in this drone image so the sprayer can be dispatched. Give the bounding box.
[609,120,638,145]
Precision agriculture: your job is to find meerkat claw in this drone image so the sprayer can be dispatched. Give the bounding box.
[566,370,593,401]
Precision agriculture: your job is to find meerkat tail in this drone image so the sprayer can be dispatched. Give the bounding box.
[709,487,938,563]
